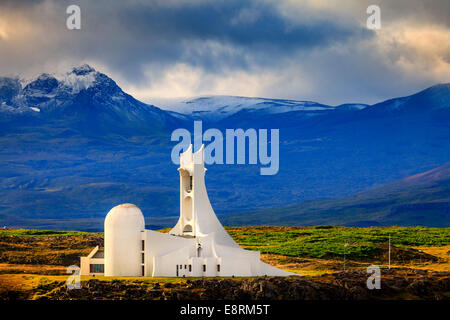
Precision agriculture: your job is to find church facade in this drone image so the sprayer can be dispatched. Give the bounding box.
[80,145,294,277]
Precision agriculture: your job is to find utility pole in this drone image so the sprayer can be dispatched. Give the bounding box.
[344,243,348,272]
[388,234,391,270]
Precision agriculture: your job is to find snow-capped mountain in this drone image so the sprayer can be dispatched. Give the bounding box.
[0,65,449,229]
[1,65,100,114]
[0,64,372,135]
[158,95,368,122]
[0,65,182,135]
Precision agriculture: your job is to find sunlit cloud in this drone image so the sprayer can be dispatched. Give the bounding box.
[0,0,448,105]
[374,24,450,80]
[0,19,9,40]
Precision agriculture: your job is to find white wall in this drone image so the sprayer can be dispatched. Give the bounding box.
[104,204,144,276]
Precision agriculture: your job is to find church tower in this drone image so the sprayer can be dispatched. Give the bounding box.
[175,144,201,237]
[169,144,239,247]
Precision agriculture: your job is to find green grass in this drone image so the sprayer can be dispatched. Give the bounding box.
[2,226,449,262]
[0,229,101,237]
[227,226,450,260]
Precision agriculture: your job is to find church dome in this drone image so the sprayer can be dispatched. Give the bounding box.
[105,203,145,230]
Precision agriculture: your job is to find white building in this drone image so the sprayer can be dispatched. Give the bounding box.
[80,145,295,277]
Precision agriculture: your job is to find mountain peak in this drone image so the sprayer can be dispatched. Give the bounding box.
[24,73,58,94]
[420,83,450,96]
[36,73,56,81]
[368,82,450,113]
[71,64,96,76]
[407,82,450,110]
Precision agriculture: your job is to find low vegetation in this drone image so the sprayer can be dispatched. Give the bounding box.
[0,229,99,237]
[1,226,449,266]
[227,226,450,261]
[0,226,449,300]
[0,229,102,267]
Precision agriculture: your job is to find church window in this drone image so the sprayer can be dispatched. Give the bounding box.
[203,264,206,272]
[89,264,104,273]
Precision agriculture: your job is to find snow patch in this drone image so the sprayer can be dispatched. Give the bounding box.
[158,96,332,120]
[58,71,96,94]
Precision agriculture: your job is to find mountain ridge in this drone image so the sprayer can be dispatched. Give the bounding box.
[0,65,185,136]
[0,65,449,228]
[156,83,450,122]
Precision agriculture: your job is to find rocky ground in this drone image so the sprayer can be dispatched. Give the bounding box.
[1,268,448,300]
[0,233,102,267]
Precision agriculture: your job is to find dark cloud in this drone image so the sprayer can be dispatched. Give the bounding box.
[70,0,370,82]
[0,0,46,8]
[116,1,362,48]
[0,0,448,104]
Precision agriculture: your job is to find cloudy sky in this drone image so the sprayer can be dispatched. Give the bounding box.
[0,0,449,105]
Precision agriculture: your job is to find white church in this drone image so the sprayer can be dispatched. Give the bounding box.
[80,145,294,277]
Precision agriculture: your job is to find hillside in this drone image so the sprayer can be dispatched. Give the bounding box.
[223,163,450,227]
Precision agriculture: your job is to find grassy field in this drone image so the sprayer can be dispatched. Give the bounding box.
[227,226,450,260]
[0,226,449,274]
[0,229,99,237]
